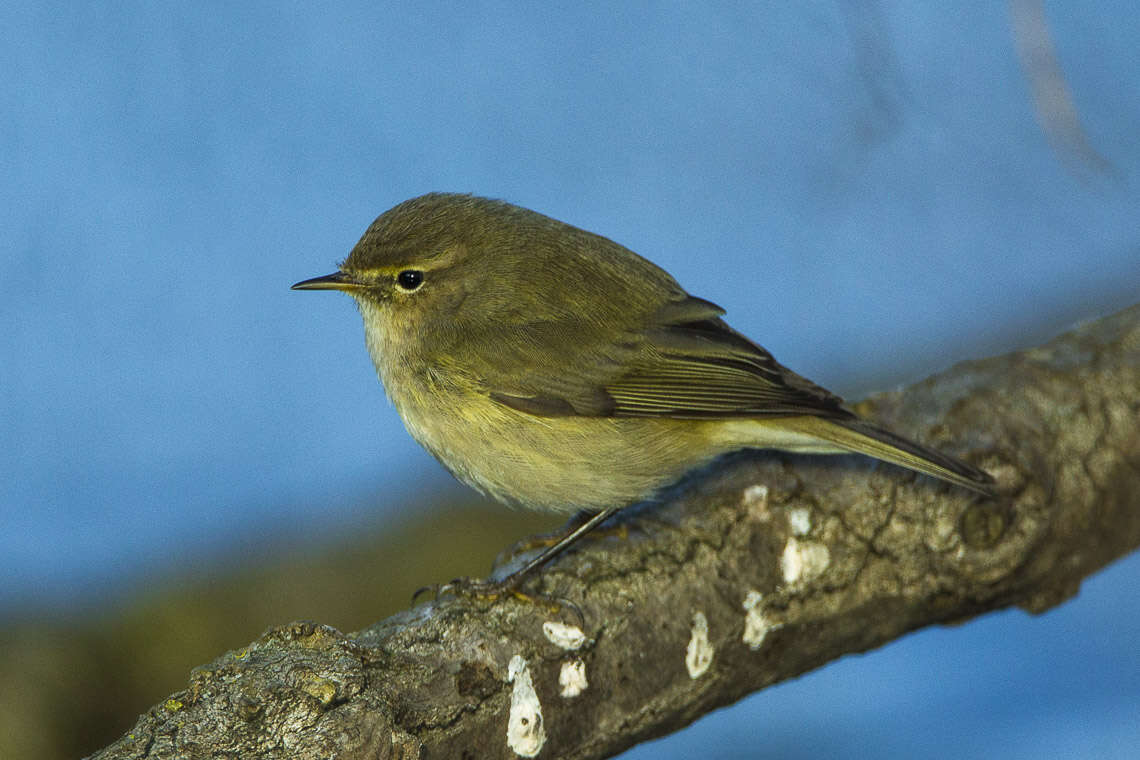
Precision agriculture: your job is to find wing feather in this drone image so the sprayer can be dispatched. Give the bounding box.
[487,295,854,421]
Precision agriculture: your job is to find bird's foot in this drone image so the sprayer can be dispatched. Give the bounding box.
[412,576,581,619]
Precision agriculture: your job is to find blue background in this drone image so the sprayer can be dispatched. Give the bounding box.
[3,2,1138,757]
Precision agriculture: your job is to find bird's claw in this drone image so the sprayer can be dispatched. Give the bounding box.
[411,576,583,621]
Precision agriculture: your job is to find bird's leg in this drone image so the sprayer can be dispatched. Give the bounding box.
[413,506,624,610]
[492,507,629,570]
[496,505,623,585]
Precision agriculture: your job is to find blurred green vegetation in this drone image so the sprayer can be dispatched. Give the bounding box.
[0,497,563,760]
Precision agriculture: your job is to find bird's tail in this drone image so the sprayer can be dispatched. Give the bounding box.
[779,415,996,497]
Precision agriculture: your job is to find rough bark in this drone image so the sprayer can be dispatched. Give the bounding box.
[90,304,1140,760]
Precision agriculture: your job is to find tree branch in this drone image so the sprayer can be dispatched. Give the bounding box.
[90,305,1140,760]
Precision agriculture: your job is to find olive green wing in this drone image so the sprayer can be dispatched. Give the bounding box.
[485,294,995,495]
[487,295,855,422]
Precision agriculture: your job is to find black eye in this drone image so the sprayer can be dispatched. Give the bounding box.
[396,270,424,291]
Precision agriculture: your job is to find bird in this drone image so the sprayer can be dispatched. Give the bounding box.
[293,193,995,585]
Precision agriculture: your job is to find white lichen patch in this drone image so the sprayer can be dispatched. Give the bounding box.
[927,508,959,552]
[741,484,771,520]
[780,537,831,585]
[542,620,586,651]
[559,659,588,698]
[741,589,780,649]
[787,507,812,536]
[685,611,714,678]
[507,655,546,757]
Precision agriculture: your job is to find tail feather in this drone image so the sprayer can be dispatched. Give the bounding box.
[787,416,996,496]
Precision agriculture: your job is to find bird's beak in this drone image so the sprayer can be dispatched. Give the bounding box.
[291,271,364,292]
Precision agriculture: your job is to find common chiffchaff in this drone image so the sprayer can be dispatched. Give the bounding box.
[294,193,994,579]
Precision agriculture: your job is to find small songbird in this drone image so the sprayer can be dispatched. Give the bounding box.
[293,193,994,582]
